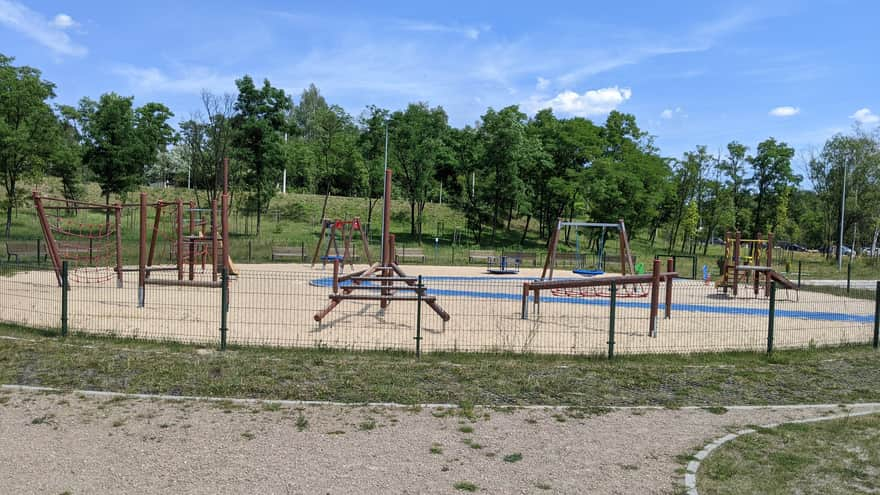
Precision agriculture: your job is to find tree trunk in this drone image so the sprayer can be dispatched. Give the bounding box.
[319,183,331,223]
[410,201,416,236]
[4,204,11,238]
[255,193,262,236]
[506,204,514,230]
[520,215,531,245]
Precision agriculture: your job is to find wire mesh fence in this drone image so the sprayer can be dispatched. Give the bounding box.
[0,260,877,357]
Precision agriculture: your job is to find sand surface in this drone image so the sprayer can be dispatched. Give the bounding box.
[0,263,872,354]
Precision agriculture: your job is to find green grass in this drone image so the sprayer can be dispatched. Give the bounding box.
[453,481,479,492]
[1,323,880,407]
[698,413,880,494]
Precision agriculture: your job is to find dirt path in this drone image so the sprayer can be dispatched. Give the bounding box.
[2,390,872,494]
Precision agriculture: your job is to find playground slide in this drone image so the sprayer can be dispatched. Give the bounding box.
[227,255,240,276]
[769,270,797,290]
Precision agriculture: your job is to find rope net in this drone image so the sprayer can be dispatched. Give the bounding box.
[46,201,120,284]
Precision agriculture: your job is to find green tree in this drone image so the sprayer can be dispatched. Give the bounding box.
[717,141,750,231]
[312,104,365,221]
[79,93,149,205]
[0,54,59,236]
[231,75,292,236]
[135,102,175,182]
[389,103,453,241]
[357,105,391,233]
[52,104,84,201]
[748,138,798,236]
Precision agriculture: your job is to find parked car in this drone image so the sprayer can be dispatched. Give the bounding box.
[862,247,879,256]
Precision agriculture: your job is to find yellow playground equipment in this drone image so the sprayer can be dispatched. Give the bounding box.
[716,231,796,296]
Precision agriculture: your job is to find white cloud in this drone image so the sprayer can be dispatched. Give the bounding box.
[112,65,234,94]
[396,20,488,40]
[769,106,800,117]
[536,77,550,90]
[0,0,86,56]
[50,13,76,29]
[523,87,632,117]
[660,107,685,119]
[850,108,880,125]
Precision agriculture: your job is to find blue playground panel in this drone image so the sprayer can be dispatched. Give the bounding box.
[309,276,872,324]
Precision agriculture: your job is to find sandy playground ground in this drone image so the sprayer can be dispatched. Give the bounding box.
[0,263,873,354]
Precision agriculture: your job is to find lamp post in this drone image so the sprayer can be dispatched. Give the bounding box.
[380,118,389,264]
[838,151,850,271]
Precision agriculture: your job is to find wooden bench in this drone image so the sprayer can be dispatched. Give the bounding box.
[395,247,425,264]
[468,250,497,264]
[272,245,306,262]
[5,241,45,262]
[502,251,537,267]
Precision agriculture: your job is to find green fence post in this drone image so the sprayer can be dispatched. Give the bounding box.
[847,261,852,295]
[767,281,777,355]
[61,261,69,337]
[608,281,617,359]
[797,260,802,288]
[874,280,879,349]
[248,240,252,263]
[415,275,423,358]
[220,267,229,351]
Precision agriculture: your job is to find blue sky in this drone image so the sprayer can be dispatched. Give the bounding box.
[2,0,879,165]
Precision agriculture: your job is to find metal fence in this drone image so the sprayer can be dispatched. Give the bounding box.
[0,260,878,357]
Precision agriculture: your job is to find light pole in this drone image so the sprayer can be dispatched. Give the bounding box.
[380,119,389,264]
[838,151,849,271]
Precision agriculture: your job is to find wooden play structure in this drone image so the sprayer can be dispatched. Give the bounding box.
[32,193,124,287]
[541,219,646,297]
[135,157,235,306]
[314,170,450,323]
[716,231,797,297]
[310,217,372,269]
[522,258,677,337]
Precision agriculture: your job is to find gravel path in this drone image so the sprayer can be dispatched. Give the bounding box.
[0,389,867,494]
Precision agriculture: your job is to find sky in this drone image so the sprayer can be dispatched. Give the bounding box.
[2,0,879,164]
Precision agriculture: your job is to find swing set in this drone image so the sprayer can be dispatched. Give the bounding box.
[310,217,372,270]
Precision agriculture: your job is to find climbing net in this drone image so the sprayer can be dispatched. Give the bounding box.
[551,283,649,299]
[33,195,122,285]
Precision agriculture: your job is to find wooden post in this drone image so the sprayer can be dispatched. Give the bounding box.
[332,258,340,294]
[649,258,661,337]
[32,192,63,286]
[146,202,163,276]
[665,258,673,319]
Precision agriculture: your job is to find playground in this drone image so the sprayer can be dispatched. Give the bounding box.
[0,260,873,355]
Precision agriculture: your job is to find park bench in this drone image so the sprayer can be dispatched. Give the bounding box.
[395,246,425,264]
[502,251,537,267]
[5,240,46,262]
[467,250,498,264]
[272,245,307,262]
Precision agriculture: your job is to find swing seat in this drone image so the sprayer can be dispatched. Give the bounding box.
[573,269,604,276]
[321,255,344,261]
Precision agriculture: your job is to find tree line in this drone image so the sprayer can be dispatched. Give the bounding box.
[2,52,878,257]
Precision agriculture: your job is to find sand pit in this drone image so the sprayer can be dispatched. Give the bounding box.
[0,263,873,355]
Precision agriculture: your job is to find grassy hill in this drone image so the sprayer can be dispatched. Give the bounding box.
[2,179,877,279]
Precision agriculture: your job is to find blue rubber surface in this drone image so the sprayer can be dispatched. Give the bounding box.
[310,276,871,323]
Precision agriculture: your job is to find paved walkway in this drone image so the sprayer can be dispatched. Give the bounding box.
[803,279,877,289]
[0,389,868,494]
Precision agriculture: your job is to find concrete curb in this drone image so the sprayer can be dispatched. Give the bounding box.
[5,383,880,412]
[683,406,880,495]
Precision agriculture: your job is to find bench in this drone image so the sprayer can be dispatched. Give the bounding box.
[5,241,45,262]
[468,250,497,264]
[272,245,306,262]
[395,247,425,264]
[502,251,537,267]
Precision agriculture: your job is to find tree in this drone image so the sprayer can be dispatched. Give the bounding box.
[179,91,236,205]
[312,104,365,221]
[717,141,749,230]
[231,75,292,236]
[52,104,84,201]
[79,93,149,205]
[748,138,798,236]
[357,105,391,233]
[135,102,175,182]
[389,103,453,241]
[0,54,59,236]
